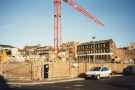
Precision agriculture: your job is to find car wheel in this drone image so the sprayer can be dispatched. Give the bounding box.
[96,75,100,80]
[108,74,112,78]
[85,77,89,80]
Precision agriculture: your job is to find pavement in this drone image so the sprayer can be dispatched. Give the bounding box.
[8,78,85,86]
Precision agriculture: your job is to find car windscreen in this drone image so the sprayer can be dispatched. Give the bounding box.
[90,67,101,71]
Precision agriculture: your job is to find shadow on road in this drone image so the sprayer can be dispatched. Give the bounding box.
[0,75,11,90]
[108,75,135,90]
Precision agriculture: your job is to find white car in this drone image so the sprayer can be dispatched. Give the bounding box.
[85,66,112,79]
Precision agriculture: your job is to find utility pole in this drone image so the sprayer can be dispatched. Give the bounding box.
[92,36,96,64]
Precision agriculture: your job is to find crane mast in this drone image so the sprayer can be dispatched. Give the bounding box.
[53,0,104,54]
[54,0,61,53]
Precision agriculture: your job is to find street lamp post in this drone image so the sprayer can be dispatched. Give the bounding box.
[92,37,96,64]
[85,51,87,72]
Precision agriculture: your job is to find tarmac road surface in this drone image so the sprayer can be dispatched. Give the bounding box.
[10,76,135,90]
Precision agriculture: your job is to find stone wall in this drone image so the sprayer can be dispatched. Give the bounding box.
[48,62,134,79]
[0,62,32,80]
[0,60,44,81]
[0,61,134,81]
[48,62,70,79]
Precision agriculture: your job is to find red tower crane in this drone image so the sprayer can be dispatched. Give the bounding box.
[54,0,104,54]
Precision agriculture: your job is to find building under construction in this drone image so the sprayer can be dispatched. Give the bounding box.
[77,39,116,63]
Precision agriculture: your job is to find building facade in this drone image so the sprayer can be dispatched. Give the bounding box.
[23,45,40,56]
[60,41,79,61]
[113,43,135,64]
[0,44,25,62]
[113,47,129,63]
[77,39,116,63]
[129,42,135,50]
[128,43,135,63]
[20,45,53,61]
[0,44,20,57]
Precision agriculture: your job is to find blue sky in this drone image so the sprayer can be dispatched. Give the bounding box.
[0,0,135,48]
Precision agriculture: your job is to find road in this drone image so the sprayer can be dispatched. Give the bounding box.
[10,76,135,90]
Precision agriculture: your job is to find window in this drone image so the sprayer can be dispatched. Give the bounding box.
[90,67,101,71]
[101,67,109,71]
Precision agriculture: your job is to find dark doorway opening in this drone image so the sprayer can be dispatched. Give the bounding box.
[44,64,49,78]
